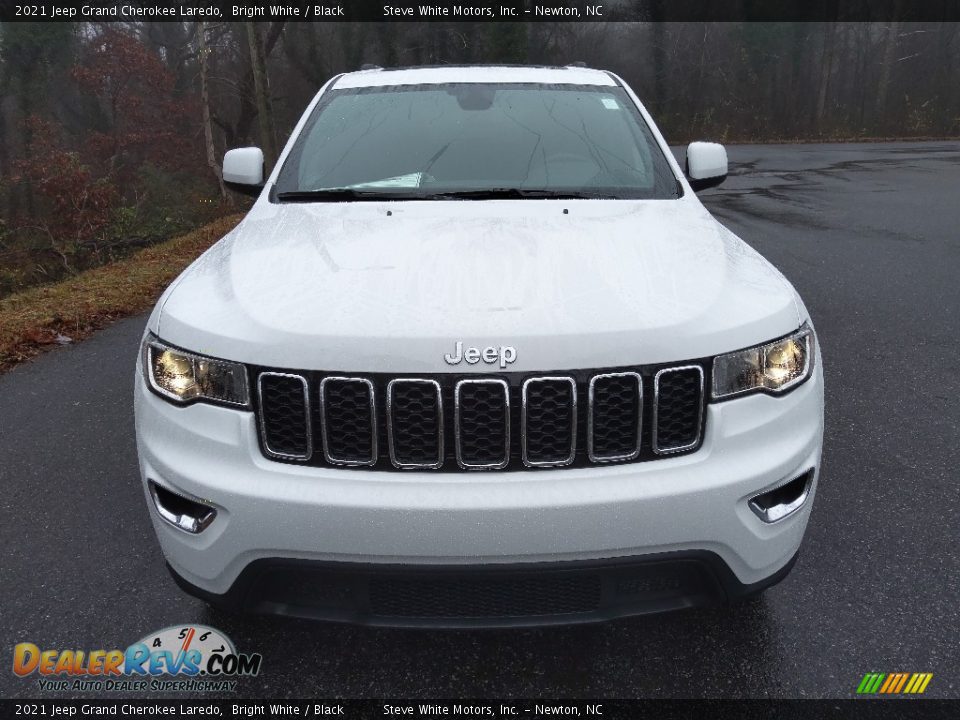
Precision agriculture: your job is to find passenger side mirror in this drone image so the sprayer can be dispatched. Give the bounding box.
[223,147,265,197]
[685,142,728,192]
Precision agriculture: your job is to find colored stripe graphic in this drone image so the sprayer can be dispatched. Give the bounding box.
[905,673,933,694]
[856,673,886,694]
[857,672,932,694]
[893,673,909,693]
[888,673,908,693]
[879,674,897,693]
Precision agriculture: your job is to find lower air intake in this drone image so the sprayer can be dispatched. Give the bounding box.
[370,574,602,618]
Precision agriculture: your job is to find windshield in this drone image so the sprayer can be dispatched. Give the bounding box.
[274,83,681,200]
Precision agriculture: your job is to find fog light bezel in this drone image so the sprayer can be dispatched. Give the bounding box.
[748,469,815,523]
[148,481,217,534]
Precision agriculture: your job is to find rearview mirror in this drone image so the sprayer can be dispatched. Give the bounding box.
[223,147,265,197]
[685,142,728,192]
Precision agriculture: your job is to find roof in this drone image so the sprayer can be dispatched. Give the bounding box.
[332,64,617,89]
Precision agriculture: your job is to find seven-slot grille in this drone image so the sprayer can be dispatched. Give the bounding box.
[255,364,706,471]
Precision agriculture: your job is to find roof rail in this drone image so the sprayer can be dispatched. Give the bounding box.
[567,61,587,68]
[360,64,382,71]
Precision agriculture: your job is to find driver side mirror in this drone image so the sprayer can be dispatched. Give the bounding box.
[685,142,728,192]
[223,147,265,197]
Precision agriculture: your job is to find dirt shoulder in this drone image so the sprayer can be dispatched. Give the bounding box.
[0,215,243,375]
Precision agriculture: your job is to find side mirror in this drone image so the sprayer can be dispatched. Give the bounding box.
[223,147,265,197]
[685,141,728,192]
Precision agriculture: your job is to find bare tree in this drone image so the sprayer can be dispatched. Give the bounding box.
[875,3,903,129]
[246,22,279,169]
[815,22,837,130]
[197,22,228,200]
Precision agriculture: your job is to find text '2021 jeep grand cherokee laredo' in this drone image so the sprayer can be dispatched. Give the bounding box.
[135,65,823,627]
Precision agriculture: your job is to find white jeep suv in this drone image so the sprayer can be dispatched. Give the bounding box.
[135,65,823,627]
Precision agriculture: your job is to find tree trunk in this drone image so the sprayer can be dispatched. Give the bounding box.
[650,12,667,116]
[789,23,806,135]
[875,5,903,131]
[246,22,278,170]
[815,23,836,131]
[198,22,228,201]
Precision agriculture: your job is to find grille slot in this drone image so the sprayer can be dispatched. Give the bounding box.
[653,366,704,454]
[319,377,377,466]
[257,373,311,460]
[455,379,510,469]
[521,377,577,467]
[588,372,643,462]
[369,573,602,618]
[387,379,444,469]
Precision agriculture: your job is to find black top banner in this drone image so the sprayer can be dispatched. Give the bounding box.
[2,0,960,22]
[0,699,957,719]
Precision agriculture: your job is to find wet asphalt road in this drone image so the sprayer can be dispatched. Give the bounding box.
[1,142,959,701]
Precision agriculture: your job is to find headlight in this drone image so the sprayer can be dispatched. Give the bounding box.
[712,325,815,400]
[142,334,249,407]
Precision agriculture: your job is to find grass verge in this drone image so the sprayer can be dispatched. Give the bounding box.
[0,214,243,376]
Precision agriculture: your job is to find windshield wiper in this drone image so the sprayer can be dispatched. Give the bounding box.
[275,187,619,202]
[275,188,425,202]
[427,188,618,200]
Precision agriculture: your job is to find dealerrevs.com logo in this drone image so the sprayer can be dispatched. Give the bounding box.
[12,625,261,692]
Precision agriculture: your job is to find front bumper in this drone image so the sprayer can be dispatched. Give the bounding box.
[135,364,823,624]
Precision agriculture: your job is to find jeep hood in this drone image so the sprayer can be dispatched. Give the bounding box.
[157,198,801,372]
